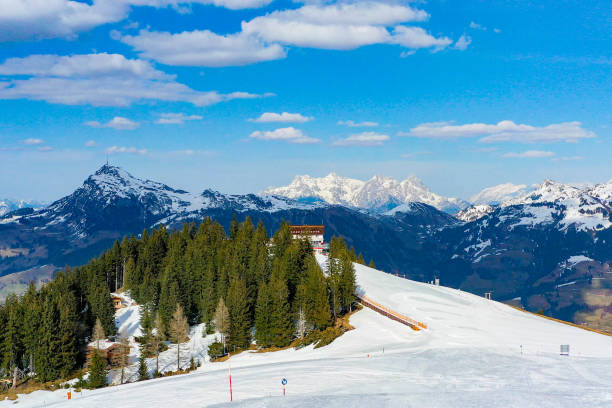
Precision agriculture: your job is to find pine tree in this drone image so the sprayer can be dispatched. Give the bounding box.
[137,354,149,381]
[368,259,376,269]
[118,336,130,384]
[21,282,40,373]
[356,253,365,265]
[139,303,154,357]
[295,307,308,339]
[226,278,251,350]
[214,298,230,347]
[152,312,165,374]
[89,282,116,337]
[35,293,62,382]
[57,291,78,378]
[339,252,357,313]
[169,303,189,371]
[254,282,273,348]
[1,294,22,372]
[92,318,106,350]
[88,350,107,389]
[348,245,357,262]
[303,257,332,330]
[267,277,293,347]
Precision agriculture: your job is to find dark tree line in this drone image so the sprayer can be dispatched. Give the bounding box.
[0,217,357,383]
[0,264,115,382]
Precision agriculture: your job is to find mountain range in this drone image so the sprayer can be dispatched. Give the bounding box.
[0,198,46,217]
[2,165,612,330]
[0,164,454,280]
[262,173,470,213]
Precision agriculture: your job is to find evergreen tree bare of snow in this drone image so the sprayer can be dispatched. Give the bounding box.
[88,349,107,389]
[169,303,189,371]
[152,311,165,374]
[214,298,230,348]
[138,354,149,381]
[92,318,106,350]
[119,336,130,385]
[295,307,309,339]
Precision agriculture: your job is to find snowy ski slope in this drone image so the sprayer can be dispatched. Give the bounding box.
[5,258,612,407]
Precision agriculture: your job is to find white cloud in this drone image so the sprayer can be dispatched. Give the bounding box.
[0,0,273,42]
[85,140,98,147]
[115,2,455,67]
[22,138,43,145]
[0,53,267,107]
[243,17,390,50]
[256,2,429,26]
[454,34,471,51]
[332,131,389,146]
[249,127,320,144]
[0,0,127,41]
[105,146,148,155]
[37,146,53,152]
[155,112,203,124]
[551,156,584,161]
[0,53,169,79]
[85,117,140,130]
[391,26,452,50]
[469,21,486,31]
[250,112,313,123]
[338,120,379,127]
[241,2,450,51]
[407,120,596,143]
[120,30,286,67]
[502,150,555,158]
[493,28,502,34]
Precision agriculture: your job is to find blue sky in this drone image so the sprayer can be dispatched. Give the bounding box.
[0,0,610,201]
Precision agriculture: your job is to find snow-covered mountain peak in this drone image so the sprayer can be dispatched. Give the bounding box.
[455,204,496,222]
[506,179,584,206]
[262,173,364,206]
[264,173,469,213]
[470,182,531,205]
[588,179,612,203]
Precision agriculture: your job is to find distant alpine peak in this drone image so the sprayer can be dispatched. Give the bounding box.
[470,182,531,205]
[455,204,495,223]
[504,179,586,206]
[263,173,469,213]
[0,198,47,217]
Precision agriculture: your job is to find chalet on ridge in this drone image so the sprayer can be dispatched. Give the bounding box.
[289,224,329,254]
[86,340,130,368]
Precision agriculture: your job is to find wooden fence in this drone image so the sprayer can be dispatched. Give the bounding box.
[357,294,427,331]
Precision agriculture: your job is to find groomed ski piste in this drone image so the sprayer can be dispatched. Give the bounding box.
[5,255,612,407]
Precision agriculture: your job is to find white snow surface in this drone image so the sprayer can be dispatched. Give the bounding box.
[263,173,469,213]
[470,182,533,205]
[8,257,612,407]
[561,255,595,269]
[455,204,495,222]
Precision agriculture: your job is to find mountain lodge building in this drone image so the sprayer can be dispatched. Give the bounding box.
[289,224,328,254]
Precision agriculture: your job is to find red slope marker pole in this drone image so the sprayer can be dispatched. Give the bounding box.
[228,353,233,402]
